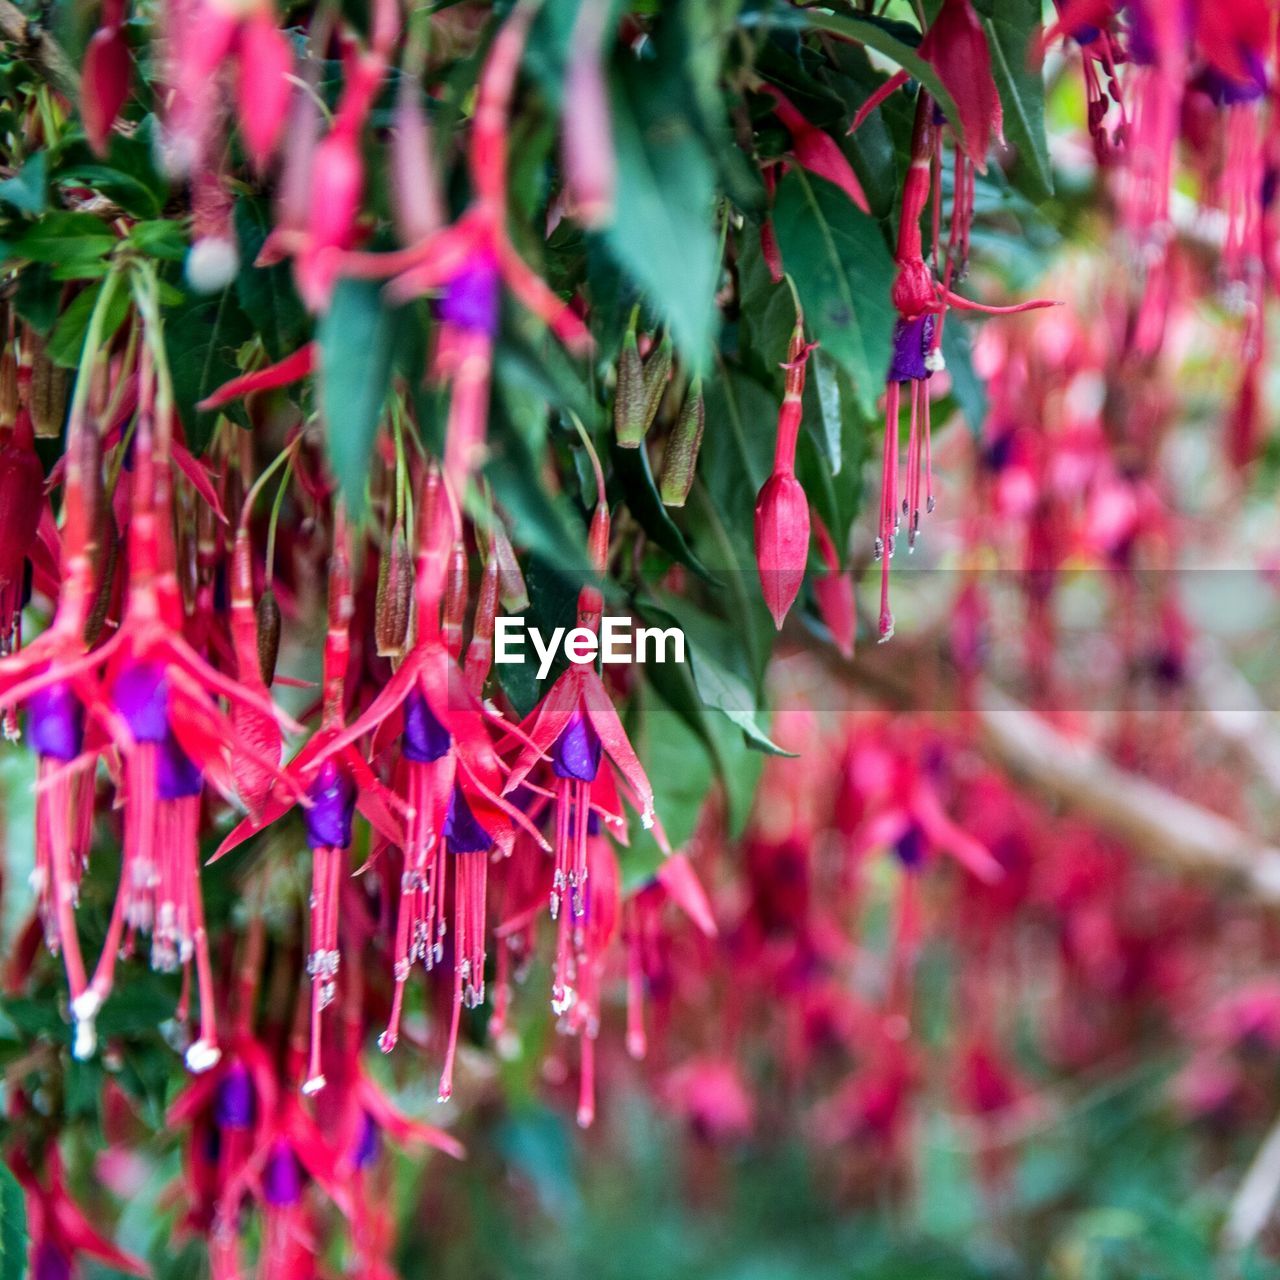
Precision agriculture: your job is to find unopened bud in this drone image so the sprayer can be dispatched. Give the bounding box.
[0,348,17,430]
[375,522,413,658]
[640,331,673,433]
[659,379,704,508]
[29,341,68,438]
[754,468,809,630]
[256,586,281,684]
[82,23,132,157]
[487,520,528,612]
[613,326,646,447]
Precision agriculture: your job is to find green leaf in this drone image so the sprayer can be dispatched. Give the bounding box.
[941,317,987,435]
[165,289,257,451]
[772,170,896,414]
[319,279,401,520]
[809,347,843,474]
[46,281,130,368]
[56,163,164,219]
[0,1160,26,1280]
[603,58,719,366]
[0,151,46,215]
[126,219,188,261]
[984,0,1053,200]
[611,440,716,582]
[647,592,792,756]
[233,199,310,362]
[623,681,716,889]
[801,9,964,152]
[7,212,115,266]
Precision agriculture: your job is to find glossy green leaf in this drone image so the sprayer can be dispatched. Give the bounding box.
[984,0,1053,200]
[46,280,130,368]
[611,439,716,582]
[604,59,719,367]
[165,289,256,450]
[802,9,964,151]
[0,151,46,215]
[772,170,896,415]
[319,279,400,520]
[0,1160,26,1280]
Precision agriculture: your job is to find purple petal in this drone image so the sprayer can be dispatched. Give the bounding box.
[894,824,926,870]
[552,711,602,782]
[402,688,452,763]
[215,1062,256,1130]
[263,1140,303,1207]
[437,255,500,337]
[110,662,170,743]
[444,784,491,853]
[157,732,202,799]
[303,759,356,850]
[888,314,936,384]
[352,1110,380,1169]
[26,682,83,761]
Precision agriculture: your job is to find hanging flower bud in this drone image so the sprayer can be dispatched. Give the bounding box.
[28,341,68,439]
[812,515,855,658]
[186,167,239,295]
[659,378,705,508]
[762,85,869,212]
[375,521,413,657]
[391,75,444,245]
[486,518,529,612]
[235,11,293,172]
[613,324,647,447]
[0,346,17,430]
[255,586,281,684]
[918,0,1003,168]
[562,0,616,227]
[641,331,673,432]
[754,326,814,629]
[0,407,45,655]
[82,18,132,157]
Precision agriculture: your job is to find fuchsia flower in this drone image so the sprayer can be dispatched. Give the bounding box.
[295,467,541,1101]
[852,81,1056,640]
[81,0,132,157]
[213,516,406,1094]
[761,85,869,213]
[10,1145,146,1280]
[0,404,45,659]
[562,0,617,227]
[502,458,660,1030]
[811,515,855,658]
[754,324,816,630]
[162,0,294,176]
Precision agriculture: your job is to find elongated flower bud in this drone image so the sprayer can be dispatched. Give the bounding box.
[562,0,616,227]
[754,470,809,631]
[613,326,646,447]
[187,168,239,295]
[443,539,469,659]
[256,586,281,684]
[82,22,132,157]
[0,407,44,652]
[754,325,814,629]
[640,332,673,432]
[375,522,413,657]
[0,346,17,430]
[487,519,528,612]
[659,379,704,507]
[391,75,444,245]
[234,12,293,172]
[812,515,855,658]
[28,342,67,439]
